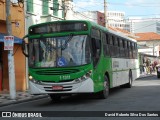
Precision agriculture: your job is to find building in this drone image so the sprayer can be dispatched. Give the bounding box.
[135,32,160,57]
[128,18,160,34]
[0,0,74,92]
[24,0,68,34]
[107,11,130,32]
[72,10,130,30]
[22,0,74,90]
[0,0,26,91]
[73,11,105,27]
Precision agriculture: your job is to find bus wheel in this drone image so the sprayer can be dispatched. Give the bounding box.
[98,76,109,99]
[49,94,61,102]
[125,70,133,88]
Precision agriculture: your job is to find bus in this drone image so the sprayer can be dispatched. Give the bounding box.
[22,20,140,101]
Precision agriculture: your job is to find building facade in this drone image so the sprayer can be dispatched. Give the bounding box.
[72,11,105,27]
[135,32,160,57]
[25,0,67,34]
[128,18,160,34]
[107,11,130,32]
[72,10,130,30]
[0,0,26,91]
[0,0,74,92]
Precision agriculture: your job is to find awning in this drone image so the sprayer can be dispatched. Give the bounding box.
[0,33,22,44]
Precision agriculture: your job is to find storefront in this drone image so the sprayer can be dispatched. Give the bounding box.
[0,33,26,91]
[0,43,2,91]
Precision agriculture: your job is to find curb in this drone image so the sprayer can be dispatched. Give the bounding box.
[0,95,48,107]
[136,74,156,80]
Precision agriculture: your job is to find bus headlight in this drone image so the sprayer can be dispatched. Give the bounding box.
[29,75,41,84]
[31,79,41,84]
[74,78,81,83]
[74,70,92,83]
[85,70,92,78]
[29,75,33,80]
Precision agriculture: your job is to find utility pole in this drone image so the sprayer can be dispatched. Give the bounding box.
[153,43,155,56]
[6,0,16,100]
[104,0,107,27]
[63,0,66,20]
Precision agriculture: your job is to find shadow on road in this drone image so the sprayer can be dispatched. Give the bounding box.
[35,86,131,107]
[33,75,160,108]
[136,75,158,81]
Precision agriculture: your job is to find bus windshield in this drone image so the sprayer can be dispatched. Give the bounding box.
[28,35,91,68]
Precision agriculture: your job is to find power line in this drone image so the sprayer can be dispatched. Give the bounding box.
[74,1,160,7]
[126,14,160,17]
[24,0,160,29]
[133,22,160,31]
[73,11,98,21]
[24,0,160,19]
[107,2,160,7]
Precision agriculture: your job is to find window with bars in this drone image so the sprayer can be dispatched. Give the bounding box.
[27,0,33,13]
[42,0,49,15]
[53,0,59,16]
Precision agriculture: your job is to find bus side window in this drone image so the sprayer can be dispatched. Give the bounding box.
[117,37,120,57]
[122,39,127,57]
[124,40,128,58]
[109,35,114,56]
[91,38,101,66]
[109,35,113,45]
[103,32,109,56]
[102,32,106,55]
[135,43,138,58]
[128,41,132,59]
[106,33,109,56]
[114,37,119,57]
[119,39,123,57]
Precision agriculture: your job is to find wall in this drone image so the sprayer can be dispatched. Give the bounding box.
[0,0,5,21]
[0,0,26,91]
[0,1,25,37]
[138,40,160,57]
[97,11,105,27]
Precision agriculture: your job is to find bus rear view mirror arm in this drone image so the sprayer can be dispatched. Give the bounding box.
[22,35,29,57]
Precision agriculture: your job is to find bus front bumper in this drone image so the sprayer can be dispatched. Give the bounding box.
[29,78,94,94]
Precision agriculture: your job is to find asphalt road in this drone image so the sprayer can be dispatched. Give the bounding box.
[0,75,160,120]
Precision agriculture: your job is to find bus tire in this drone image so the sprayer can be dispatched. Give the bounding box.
[98,76,109,99]
[125,70,133,88]
[49,94,61,102]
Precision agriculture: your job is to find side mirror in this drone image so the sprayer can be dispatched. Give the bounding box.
[22,35,29,57]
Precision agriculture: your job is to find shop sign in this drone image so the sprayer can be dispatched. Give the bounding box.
[4,36,14,50]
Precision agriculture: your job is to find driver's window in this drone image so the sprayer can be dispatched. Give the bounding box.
[91,28,101,67]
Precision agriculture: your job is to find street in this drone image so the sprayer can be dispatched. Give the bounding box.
[0,75,160,120]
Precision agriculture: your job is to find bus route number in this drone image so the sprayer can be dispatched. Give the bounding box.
[60,75,70,80]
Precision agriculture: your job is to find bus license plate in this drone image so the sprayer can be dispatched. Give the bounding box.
[52,86,63,90]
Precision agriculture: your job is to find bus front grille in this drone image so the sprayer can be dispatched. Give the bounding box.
[35,69,80,75]
[41,79,74,83]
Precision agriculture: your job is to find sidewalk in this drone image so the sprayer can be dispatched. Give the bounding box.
[138,72,157,79]
[0,90,48,107]
[0,73,157,107]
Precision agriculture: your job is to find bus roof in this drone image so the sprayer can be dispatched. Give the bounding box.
[29,20,137,43]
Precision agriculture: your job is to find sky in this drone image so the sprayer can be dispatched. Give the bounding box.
[73,0,160,18]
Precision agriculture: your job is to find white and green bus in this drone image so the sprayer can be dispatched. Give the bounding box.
[22,20,140,101]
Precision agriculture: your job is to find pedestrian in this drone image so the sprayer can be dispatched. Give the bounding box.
[149,64,153,74]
